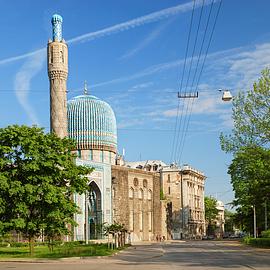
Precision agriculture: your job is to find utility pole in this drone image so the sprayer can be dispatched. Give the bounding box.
[180,170,184,239]
[85,192,89,244]
[265,200,268,231]
[253,205,256,238]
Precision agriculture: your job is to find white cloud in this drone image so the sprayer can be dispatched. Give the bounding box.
[120,19,173,60]
[0,0,211,66]
[67,0,210,45]
[14,50,46,124]
[0,0,212,123]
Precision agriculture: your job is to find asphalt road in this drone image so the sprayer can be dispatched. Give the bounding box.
[0,240,269,270]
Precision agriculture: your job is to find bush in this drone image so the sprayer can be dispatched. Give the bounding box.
[10,242,29,247]
[261,230,270,238]
[63,241,85,247]
[243,237,270,248]
[0,242,10,247]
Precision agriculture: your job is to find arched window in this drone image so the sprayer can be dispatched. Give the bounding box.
[143,179,148,188]
[139,188,143,199]
[133,178,139,186]
[88,181,102,239]
[129,187,134,198]
[148,189,152,200]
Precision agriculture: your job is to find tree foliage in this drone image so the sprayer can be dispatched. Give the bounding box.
[204,196,218,224]
[220,68,270,153]
[0,125,93,254]
[220,68,270,235]
[224,209,236,233]
[228,146,270,207]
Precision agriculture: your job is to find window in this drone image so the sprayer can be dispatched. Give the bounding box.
[168,186,171,195]
[129,211,134,231]
[129,187,134,199]
[77,149,81,158]
[60,50,64,63]
[112,188,116,198]
[50,47,53,63]
[148,211,152,231]
[139,188,143,199]
[147,189,152,200]
[100,151,104,162]
[167,174,170,183]
[133,178,139,186]
[139,211,143,231]
[143,179,148,188]
[89,150,93,160]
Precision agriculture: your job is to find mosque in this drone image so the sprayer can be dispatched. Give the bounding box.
[48,14,206,242]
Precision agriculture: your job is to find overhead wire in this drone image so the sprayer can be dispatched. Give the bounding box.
[170,0,196,164]
[174,0,206,164]
[177,0,222,165]
[176,0,214,164]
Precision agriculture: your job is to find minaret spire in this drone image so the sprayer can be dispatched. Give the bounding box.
[51,14,63,42]
[48,14,68,138]
[84,80,88,95]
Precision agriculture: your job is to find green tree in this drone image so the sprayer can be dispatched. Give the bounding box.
[220,68,270,153]
[220,68,270,235]
[104,222,127,248]
[228,146,270,207]
[204,196,218,235]
[228,146,270,234]
[0,125,93,255]
[224,209,236,233]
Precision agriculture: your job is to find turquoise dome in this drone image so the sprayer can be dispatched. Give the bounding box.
[67,95,117,153]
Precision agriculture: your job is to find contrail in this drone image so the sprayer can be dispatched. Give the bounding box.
[14,49,46,125]
[0,0,215,66]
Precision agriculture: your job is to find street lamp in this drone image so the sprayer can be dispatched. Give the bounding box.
[218,89,233,102]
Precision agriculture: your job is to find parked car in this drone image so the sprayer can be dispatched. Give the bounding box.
[202,235,215,240]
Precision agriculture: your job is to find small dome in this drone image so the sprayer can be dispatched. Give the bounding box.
[51,14,63,24]
[67,95,117,153]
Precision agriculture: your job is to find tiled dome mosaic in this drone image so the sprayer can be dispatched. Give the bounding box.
[67,95,117,153]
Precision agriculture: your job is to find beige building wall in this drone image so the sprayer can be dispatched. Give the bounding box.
[111,166,162,242]
[161,165,206,239]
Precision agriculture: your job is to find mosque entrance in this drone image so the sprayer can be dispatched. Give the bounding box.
[88,182,103,239]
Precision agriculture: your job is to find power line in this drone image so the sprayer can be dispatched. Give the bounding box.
[177,0,222,165]
[176,0,214,164]
[174,0,206,164]
[170,0,196,164]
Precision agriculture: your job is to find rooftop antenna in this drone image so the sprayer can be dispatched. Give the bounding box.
[84,80,88,95]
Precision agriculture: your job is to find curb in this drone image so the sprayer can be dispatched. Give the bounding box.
[0,245,132,263]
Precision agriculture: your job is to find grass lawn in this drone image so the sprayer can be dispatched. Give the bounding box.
[0,243,122,259]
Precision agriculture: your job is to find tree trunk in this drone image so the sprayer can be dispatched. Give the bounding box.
[29,236,34,256]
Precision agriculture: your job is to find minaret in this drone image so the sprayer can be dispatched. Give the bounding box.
[48,14,68,138]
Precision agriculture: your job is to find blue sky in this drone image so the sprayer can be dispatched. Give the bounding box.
[0,0,270,207]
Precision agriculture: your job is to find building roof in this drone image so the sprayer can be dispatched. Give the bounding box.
[125,160,167,171]
[67,94,117,153]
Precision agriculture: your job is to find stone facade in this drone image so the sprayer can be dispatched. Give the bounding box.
[128,161,206,239]
[111,165,162,242]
